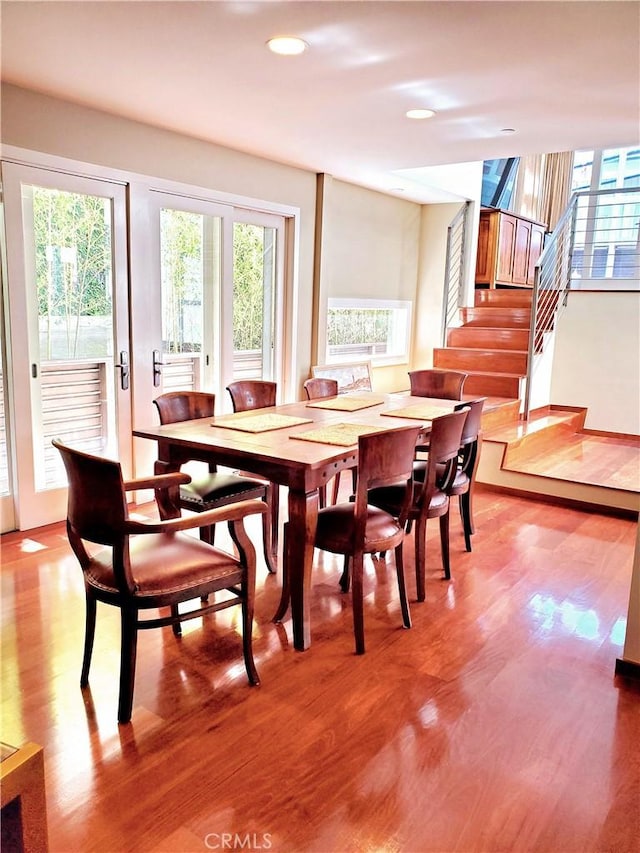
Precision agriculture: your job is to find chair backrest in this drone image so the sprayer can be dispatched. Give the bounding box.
[303,377,339,400]
[226,380,277,413]
[408,369,468,400]
[354,425,421,531]
[311,362,373,393]
[53,439,127,547]
[414,408,469,508]
[454,398,485,446]
[153,390,215,425]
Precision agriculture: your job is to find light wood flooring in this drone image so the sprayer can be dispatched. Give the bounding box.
[2,485,639,852]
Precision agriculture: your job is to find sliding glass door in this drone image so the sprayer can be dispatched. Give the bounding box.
[2,163,131,529]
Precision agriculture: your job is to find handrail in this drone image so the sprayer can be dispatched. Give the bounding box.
[441,201,470,347]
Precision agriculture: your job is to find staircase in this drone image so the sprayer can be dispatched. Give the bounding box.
[434,288,533,399]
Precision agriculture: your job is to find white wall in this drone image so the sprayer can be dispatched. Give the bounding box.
[1,84,319,394]
[551,291,640,434]
[315,177,421,392]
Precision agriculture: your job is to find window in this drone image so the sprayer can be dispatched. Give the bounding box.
[326,298,412,365]
[571,148,640,287]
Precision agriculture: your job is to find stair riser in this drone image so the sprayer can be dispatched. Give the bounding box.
[434,348,528,374]
[464,373,523,397]
[447,327,530,350]
[461,307,531,328]
[481,400,521,431]
[474,289,533,308]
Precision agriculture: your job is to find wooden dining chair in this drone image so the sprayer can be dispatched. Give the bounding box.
[408,368,468,400]
[53,438,264,724]
[227,380,277,412]
[153,391,276,573]
[438,398,485,552]
[303,377,338,400]
[302,376,354,505]
[226,380,279,563]
[278,424,421,655]
[368,408,468,601]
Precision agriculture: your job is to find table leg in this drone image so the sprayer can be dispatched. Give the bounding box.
[286,487,319,651]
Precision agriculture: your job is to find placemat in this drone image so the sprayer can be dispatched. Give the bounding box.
[291,422,383,447]
[306,394,385,412]
[380,402,455,421]
[212,413,312,433]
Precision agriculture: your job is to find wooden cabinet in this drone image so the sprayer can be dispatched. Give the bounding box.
[475,208,546,288]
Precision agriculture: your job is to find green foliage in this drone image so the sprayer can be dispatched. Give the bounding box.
[33,187,113,358]
[328,308,391,346]
[233,223,266,351]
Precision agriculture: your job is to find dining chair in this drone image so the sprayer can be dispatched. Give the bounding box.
[153,391,276,573]
[226,380,280,563]
[302,376,355,505]
[53,438,264,724]
[367,408,468,601]
[434,398,485,552]
[278,424,421,655]
[227,380,277,412]
[408,368,468,400]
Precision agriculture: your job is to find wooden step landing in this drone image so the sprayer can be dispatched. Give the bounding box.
[478,406,640,514]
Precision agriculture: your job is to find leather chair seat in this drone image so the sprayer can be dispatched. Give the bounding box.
[316,503,404,553]
[180,472,267,508]
[368,483,449,516]
[87,533,245,597]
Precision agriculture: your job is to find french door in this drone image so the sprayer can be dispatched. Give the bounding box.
[135,192,285,418]
[2,163,131,530]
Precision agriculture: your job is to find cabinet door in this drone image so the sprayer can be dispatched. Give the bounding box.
[512,218,532,285]
[496,214,517,283]
[474,211,495,285]
[527,224,546,284]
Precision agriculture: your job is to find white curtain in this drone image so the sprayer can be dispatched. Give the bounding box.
[512,151,574,231]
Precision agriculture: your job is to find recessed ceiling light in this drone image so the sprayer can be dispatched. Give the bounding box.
[267,36,308,56]
[500,128,516,135]
[406,109,436,120]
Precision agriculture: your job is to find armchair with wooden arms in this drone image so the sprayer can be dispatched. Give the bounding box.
[53,438,265,724]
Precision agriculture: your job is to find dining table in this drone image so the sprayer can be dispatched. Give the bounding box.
[133,390,463,650]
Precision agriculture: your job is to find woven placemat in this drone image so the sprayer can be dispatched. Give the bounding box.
[291,422,383,447]
[380,403,455,421]
[212,413,312,433]
[306,394,385,412]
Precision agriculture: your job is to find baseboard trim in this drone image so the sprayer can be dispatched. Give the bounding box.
[474,482,639,520]
[615,658,640,681]
[581,428,640,442]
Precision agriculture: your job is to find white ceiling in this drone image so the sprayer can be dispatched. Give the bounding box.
[1,1,639,203]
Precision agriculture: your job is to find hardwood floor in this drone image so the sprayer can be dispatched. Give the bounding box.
[1,490,638,852]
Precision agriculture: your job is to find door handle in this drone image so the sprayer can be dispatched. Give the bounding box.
[115,351,129,390]
[152,350,167,387]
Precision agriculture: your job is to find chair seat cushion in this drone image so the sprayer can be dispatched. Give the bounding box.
[86,533,244,600]
[368,483,448,516]
[180,472,266,509]
[315,503,404,554]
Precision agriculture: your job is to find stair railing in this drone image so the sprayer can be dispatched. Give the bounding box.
[441,201,471,346]
[523,186,640,418]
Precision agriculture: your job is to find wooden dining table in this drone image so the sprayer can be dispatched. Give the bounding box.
[133,391,461,650]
